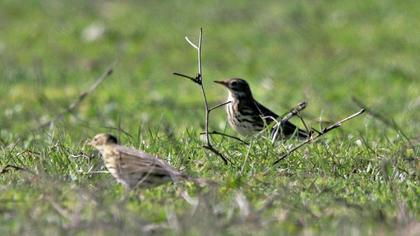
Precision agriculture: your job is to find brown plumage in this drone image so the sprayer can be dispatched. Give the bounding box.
[214,78,309,139]
[89,133,187,189]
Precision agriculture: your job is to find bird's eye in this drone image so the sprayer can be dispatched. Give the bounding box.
[230,81,238,87]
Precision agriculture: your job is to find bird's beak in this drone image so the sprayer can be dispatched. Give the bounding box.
[214,80,228,87]
[87,140,94,146]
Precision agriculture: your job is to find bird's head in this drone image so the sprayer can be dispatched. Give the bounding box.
[89,133,118,150]
[214,78,253,99]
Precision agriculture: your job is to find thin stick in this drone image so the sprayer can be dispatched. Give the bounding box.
[279,101,307,123]
[209,101,231,112]
[202,130,249,145]
[297,113,311,135]
[0,164,35,175]
[172,72,200,84]
[272,108,365,165]
[173,28,231,165]
[185,36,199,50]
[352,97,412,144]
[195,29,211,146]
[271,101,308,141]
[202,145,231,165]
[30,63,115,132]
[207,101,249,144]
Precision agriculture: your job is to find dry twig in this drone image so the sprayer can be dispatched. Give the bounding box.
[279,101,307,124]
[200,101,249,144]
[271,101,308,141]
[173,28,232,165]
[272,108,365,165]
[352,97,412,145]
[30,63,115,133]
[201,130,249,145]
[0,164,34,175]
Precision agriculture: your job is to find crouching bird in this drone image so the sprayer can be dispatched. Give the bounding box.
[89,133,200,189]
[214,78,309,140]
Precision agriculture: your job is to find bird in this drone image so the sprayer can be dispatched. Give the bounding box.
[214,78,309,140]
[89,133,188,189]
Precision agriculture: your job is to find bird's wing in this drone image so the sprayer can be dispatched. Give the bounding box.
[254,100,279,120]
[114,146,184,179]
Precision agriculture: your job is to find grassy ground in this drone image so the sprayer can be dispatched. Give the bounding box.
[0,0,419,235]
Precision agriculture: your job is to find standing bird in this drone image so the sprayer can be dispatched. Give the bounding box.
[214,78,309,139]
[89,133,188,189]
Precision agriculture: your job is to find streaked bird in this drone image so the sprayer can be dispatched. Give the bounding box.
[214,78,309,139]
[89,133,187,189]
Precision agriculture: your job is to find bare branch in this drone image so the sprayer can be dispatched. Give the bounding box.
[352,97,412,144]
[197,28,203,77]
[203,145,231,165]
[173,72,201,85]
[271,101,308,142]
[202,130,249,145]
[287,102,310,134]
[0,164,35,175]
[272,108,365,165]
[206,101,249,145]
[173,28,232,165]
[297,113,311,135]
[279,101,307,123]
[209,101,231,112]
[30,63,115,133]
[185,36,199,50]
[321,108,365,132]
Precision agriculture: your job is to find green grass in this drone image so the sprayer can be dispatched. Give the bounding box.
[0,0,418,235]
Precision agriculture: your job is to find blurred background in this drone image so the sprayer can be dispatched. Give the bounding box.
[0,1,419,234]
[0,0,419,140]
